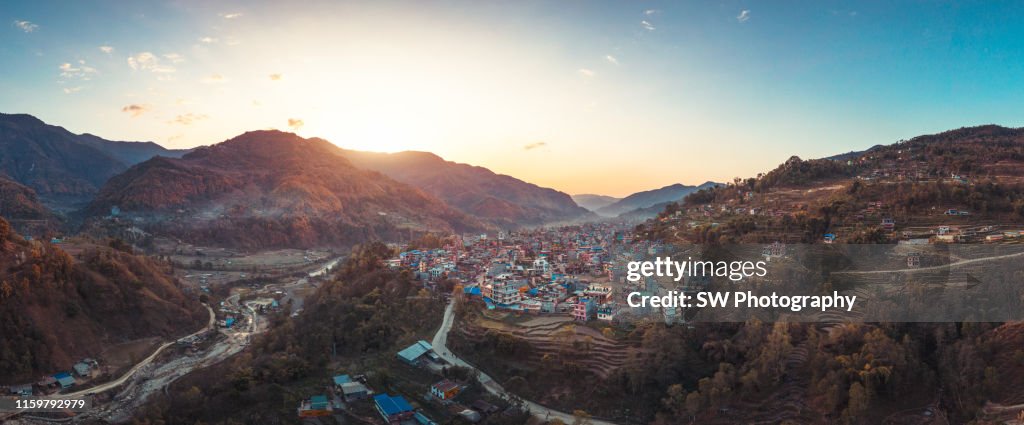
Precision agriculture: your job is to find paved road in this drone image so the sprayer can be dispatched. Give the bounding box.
[59,304,215,399]
[431,302,617,425]
[0,305,216,422]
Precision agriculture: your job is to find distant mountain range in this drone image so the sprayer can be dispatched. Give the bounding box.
[595,182,721,217]
[571,194,621,212]
[340,150,593,228]
[0,113,187,200]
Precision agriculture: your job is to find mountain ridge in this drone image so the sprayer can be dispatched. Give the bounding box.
[339,148,594,228]
[86,131,489,249]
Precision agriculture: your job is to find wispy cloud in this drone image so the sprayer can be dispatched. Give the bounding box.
[641,20,656,31]
[121,104,148,117]
[578,68,595,77]
[13,20,38,33]
[220,12,243,19]
[288,118,304,130]
[269,73,282,81]
[605,55,619,65]
[199,36,217,44]
[99,45,114,54]
[202,74,227,84]
[737,10,751,23]
[62,86,83,94]
[127,52,175,73]
[644,9,659,16]
[169,113,208,125]
[523,141,547,151]
[163,53,185,63]
[59,60,98,81]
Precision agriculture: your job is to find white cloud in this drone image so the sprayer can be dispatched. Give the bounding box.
[641,20,656,31]
[737,10,751,23]
[62,86,83,94]
[199,36,217,43]
[220,12,243,19]
[644,9,659,16]
[577,68,595,77]
[127,52,175,73]
[13,20,38,33]
[605,55,619,65]
[169,113,208,125]
[99,45,114,54]
[59,61,98,81]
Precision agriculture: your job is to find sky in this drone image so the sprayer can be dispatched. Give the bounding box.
[3,1,1024,197]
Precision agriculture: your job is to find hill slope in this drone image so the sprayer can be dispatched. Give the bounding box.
[87,131,488,248]
[596,182,720,216]
[0,175,52,221]
[0,219,206,383]
[340,150,593,227]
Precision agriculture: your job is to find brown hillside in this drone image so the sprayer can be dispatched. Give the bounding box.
[0,219,206,383]
[87,131,489,249]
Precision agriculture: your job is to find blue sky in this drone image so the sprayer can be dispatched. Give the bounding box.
[3,1,1024,196]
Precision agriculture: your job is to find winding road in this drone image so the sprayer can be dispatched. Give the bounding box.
[431,302,617,425]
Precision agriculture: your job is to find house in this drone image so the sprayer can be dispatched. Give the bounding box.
[297,394,332,417]
[341,382,369,401]
[430,379,460,400]
[53,372,75,390]
[823,233,836,244]
[414,411,439,425]
[397,340,437,366]
[572,297,596,321]
[597,304,616,321]
[73,361,92,377]
[9,384,32,397]
[881,218,895,230]
[374,394,415,424]
[459,409,483,423]
[333,374,351,388]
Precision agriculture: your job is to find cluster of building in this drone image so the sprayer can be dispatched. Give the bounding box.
[387,223,676,323]
[5,358,99,397]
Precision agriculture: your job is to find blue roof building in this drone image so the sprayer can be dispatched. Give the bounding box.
[53,372,75,389]
[397,340,434,365]
[309,395,329,410]
[374,394,414,423]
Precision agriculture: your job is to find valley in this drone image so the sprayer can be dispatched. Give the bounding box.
[2,117,1024,425]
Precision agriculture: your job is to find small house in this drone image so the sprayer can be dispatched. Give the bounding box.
[430,379,460,400]
[73,362,92,377]
[297,394,332,418]
[341,382,369,401]
[397,340,437,366]
[53,372,75,390]
[10,384,32,397]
